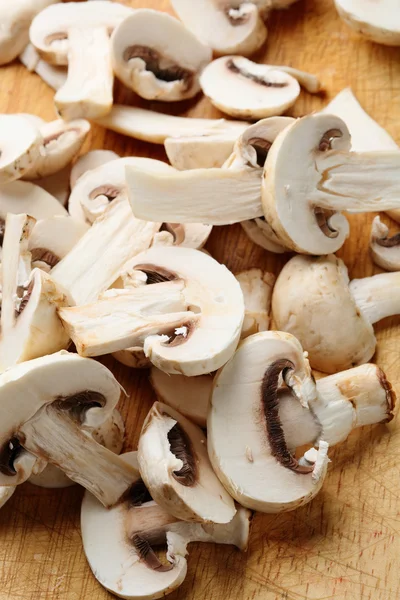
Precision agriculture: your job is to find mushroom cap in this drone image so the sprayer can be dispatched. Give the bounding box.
[30,1,132,65]
[170,0,267,57]
[334,0,400,46]
[0,114,43,184]
[0,181,67,220]
[123,245,244,375]
[111,9,212,102]
[272,254,376,373]
[70,150,119,188]
[138,402,236,523]
[208,331,329,513]
[369,216,400,272]
[200,56,300,119]
[262,113,352,254]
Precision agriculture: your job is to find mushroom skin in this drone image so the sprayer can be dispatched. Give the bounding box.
[370,216,400,272]
[334,0,400,46]
[111,9,212,102]
[0,115,43,184]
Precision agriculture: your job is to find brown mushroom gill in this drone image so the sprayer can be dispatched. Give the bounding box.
[134,265,177,285]
[131,534,173,572]
[261,359,313,474]
[0,218,5,247]
[16,280,34,317]
[167,422,197,486]
[160,223,186,245]
[123,45,194,90]
[0,437,24,476]
[126,477,153,507]
[31,247,60,269]
[226,59,288,88]
[248,137,272,167]
[376,232,400,248]
[53,390,106,425]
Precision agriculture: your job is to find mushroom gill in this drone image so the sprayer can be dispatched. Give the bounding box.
[124,45,193,90]
[167,422,197,486]
[131,534,173,572]
[226,59,288,88]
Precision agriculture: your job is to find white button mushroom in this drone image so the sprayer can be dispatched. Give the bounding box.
[334,0,400,46]
[0,115,43,184]
[369,217,400,272]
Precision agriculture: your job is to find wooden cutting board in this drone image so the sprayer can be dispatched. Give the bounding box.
[1,1,400,598]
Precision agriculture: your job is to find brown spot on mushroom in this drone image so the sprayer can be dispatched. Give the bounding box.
[226,59,288,88]
[376,366,396,422]
[248,137,272,167]
[53,391,106,425]
[0,437,23,476]
[167,422,197,486]
[261,359,313,474]
[31,247,60,269]
[313,207,339,238]
[123,45,193,91]
[376,232,400,248]
[134,264,177,285]
[318,128,342,152]
[131,534,173,572]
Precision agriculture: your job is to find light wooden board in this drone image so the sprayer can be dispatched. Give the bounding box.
[1,1,400,599]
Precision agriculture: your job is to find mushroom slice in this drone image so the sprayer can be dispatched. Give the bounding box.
[208,331,329,513]
[111,9,212,102]
[0,181,67,221]
[24,118,90,180]
[29,216,89,272]
[150,369,212,428]
[334,0,400,46]
[158,223,212,249]
[236,269,274,338]
[20,43,67,91]
[370,216,400,271]
[29,408,125,489]
[165,131,243,170]
[51,198,160,306]
[272,254,400,373]
[0,351,140,507]
[30,1,133,120]
[138,403,236,523]
[170,0,267,56]
[94,104,247,144]
[82,451,251,600]
[112,348,151,369]
[35,166,71,207]
[0,115,42,184]
[70,150,119,188]
[200,57,320,119]
[241,218,286,253]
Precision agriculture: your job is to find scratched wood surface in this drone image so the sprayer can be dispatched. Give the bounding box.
[0,0,400,599]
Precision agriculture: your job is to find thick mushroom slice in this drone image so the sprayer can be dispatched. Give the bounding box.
[0,351,140,507]
[272,254,400,373]
[94,104,247,144]
[208,331,329,513]
[30,1,132,120]
[59,246,244,375]
[20,43,67,91]
[200,57,320,119]
[0,115,42,184]
[0,181,67,222]
[165,131,244,170]
[82,451,251,600]
[138,403,235,523]
[111,9,211,102]
[70,150,119,188]
[236,269,274,338]
[154,222,212,250]
[334,0,400,46]
[170,0,267,56]
[370,217,400,272]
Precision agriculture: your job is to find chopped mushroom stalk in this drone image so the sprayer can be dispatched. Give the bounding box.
[138,403,236,523]
[369,216,400,271]
[236,269,274,338]
[349,272,400,325]
[334,0,400,46]
[165,131,243,170]
[0,115,43,184]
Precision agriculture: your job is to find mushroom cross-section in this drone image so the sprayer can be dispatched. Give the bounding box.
[70,149,119,188]
[334,0,400,46]
[0,181,67,223]
[20,43,67,91]
[208,331,330,513]
[138,403,236,523]
[370,217,400,272]
[58,246,245,376]
[0,351,140,508]
[0,114,43,184]
[29,1,133,120]
[111,9,212,102]
[272,253,400,373]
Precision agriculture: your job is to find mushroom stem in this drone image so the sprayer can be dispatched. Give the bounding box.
[349,272,400,324]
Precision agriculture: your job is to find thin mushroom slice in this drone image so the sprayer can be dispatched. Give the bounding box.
[0,181,67,223]
[370,216,400,271]
[200,57,320,120]
[170,0,267,57]
[82,451,251,600]
[236,269,275,338]
[208,331,329,513]
[111,9,212,102]
[157,223,212,249]
[0,115,42,184]
[138,403,236,523]
[30,1,133,120]
[334,0,400,46]
[20,43,67,91]
[0,351,140,507]
[70,150,119,188]
[35,166,71,207]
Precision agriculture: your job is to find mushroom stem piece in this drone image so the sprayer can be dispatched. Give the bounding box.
[369,216,400,271]
[236,269,274,338]
[349,271,400,325]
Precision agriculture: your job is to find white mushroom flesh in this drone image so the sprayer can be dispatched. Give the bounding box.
[236,269,275,338]
[369,216,400,272]
[0,115,43,184]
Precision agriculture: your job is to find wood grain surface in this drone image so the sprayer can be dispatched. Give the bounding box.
[1,1,400,599]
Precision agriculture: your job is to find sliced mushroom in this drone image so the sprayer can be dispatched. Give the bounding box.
[70,150,119,188]
[0,181,67,223]
[200,57,320,119]
[157,223,212,249]
[20,43,67,91]
[94,104,247,144]
[165,131,244,170]
[236,269,274,338]
[150,369,212,428]
[208,331,329,513]
[30,1,133,120]
[112,348,152,369]
[111,9,211,102]
[59,246,244,375]
[370,216,400,271]
[29,408,125,488]
[272,254,400,373]
[0,351,140,507]
[0,115,43,183]
[138,402,235,523]
[170,0,267,56]
[334,0,400,46]
[82,451,251,600]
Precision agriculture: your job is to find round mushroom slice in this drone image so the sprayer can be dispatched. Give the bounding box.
[170,0,267,57]
[20,43,68,91]
[111,9,212,102]
[70,150,119,188]
[82,451,251,600]
[0,114,42,184]
[0,181,67,222]
[370,216,400,272]
[334,0,400,46]
[138,402,236,523]
[208,331,329,513]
